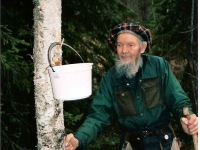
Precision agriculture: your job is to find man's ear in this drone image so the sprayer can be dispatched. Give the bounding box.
[141,42,147,53]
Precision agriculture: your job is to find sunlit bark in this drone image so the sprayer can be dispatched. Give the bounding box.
[33,0,65,149]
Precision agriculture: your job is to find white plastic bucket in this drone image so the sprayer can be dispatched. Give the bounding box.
[48,42,93,101]
[48,63,93,100]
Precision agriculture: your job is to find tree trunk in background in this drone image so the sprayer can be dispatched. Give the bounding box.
[190,0,197,113]
[33,0,65,149]
[121,0,150,22]
[137,0,148,21]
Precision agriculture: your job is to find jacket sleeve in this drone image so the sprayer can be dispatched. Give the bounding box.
[74,72,115,149]
[161,58,193,119]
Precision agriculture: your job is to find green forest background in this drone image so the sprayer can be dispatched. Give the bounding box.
[1,0,198,149]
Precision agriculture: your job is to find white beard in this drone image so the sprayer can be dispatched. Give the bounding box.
[115,55,143,78]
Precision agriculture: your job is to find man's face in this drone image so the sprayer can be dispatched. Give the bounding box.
[116,33,146,62]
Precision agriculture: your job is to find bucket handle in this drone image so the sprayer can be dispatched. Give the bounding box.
[48,42,84,72]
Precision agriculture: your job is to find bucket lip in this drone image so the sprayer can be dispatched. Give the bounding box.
[48,63,93,73]
[50,62,93,68]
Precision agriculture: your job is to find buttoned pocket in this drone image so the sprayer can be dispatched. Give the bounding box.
[141,78,162,109]
[116,89,137,116]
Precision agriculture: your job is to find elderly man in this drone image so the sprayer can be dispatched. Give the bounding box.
[65,21,198,150]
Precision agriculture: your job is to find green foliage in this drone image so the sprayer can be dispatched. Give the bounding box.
[1,24,36,150]
[1,25,32,92]
[149,0,197,58]
[1,1,36,149]
[64,112,83,126]
[149,0,197,147]
[89,125,120,150]
[150,0,198,113]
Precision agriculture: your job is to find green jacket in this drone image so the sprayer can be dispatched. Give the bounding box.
[75,55,192,149]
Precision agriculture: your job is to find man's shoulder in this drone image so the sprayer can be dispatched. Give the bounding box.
[144,54,164,61]
[105,66,116,76]
[143,54,167,65]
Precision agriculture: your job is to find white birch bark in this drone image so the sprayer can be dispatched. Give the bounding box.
[33,0,65,149]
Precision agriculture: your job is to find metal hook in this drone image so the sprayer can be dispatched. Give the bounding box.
[48,42,84,72]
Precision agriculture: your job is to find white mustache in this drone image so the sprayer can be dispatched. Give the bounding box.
[119,53,132,57]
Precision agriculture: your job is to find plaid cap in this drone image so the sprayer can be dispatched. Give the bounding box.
[108,22,152,53]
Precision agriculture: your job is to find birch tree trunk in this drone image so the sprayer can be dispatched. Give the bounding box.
[33,0,65,149]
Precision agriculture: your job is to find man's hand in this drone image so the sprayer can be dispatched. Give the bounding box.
[180,114,198,135]
[65,133,79,150]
